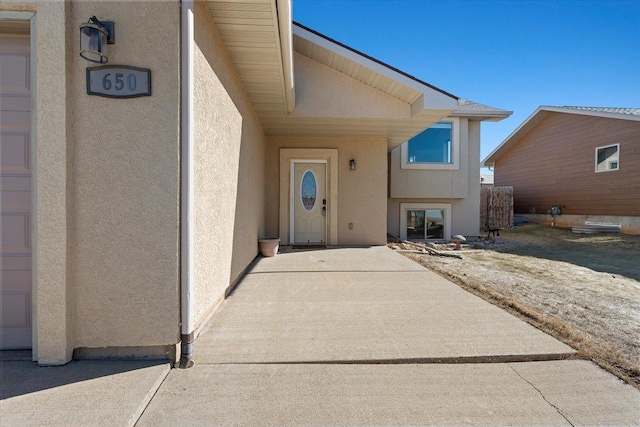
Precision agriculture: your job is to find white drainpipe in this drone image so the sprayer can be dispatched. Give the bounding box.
[276,0,295,112]
[179,0,195,369]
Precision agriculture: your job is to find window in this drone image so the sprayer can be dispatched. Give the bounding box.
[400,203,451,241]
[408,122,452,164]
[401,119,459,170]
[595,144,619,172]
[300,170,317,211]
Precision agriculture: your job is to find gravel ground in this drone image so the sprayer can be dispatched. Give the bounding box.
[396,224,640,388]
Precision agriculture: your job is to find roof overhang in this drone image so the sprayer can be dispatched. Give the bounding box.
[205,0,463,150]
[482,106,640,167]
[450,110,512,122]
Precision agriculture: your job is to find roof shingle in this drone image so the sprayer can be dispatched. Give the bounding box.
[549,106,640,117]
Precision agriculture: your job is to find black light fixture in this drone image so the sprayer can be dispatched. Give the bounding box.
[80,16,115,64]
[349,159,356,170]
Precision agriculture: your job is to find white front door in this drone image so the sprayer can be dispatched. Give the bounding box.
[0,33,32,349]
[293,162,326,244]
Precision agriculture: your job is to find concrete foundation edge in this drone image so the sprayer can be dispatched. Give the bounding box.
[523,214,640,234]
[73,345,178,363]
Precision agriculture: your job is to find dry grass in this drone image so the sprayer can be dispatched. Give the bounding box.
[400,224,640,389]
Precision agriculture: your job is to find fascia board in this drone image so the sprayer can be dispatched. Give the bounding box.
[450,111,513,121]
[540,106,640,122]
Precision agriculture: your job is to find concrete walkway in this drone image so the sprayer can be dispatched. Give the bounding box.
[2,247,639,426]
[194,247,574,363]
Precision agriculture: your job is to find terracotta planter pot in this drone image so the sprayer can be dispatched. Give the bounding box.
[258,238,280,257]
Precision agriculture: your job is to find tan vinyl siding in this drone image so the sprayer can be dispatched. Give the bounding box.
[494,113,640,216]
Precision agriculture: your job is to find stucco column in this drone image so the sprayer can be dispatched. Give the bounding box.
[34,1,74,365]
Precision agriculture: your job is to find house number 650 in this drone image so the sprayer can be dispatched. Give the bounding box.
[87,66,151,98]
[102,73,137,91]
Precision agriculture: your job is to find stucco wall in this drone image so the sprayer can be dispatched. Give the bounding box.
[265,136,387,246]
[1,0,85,364]
[5,1,78,365]
[192,2,265,329]
[387,119,482,238]
[389,118,469,199]
[69,1,181,350]
[292,52,410,119]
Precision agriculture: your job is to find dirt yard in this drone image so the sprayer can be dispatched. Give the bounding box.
[395,224,640,388]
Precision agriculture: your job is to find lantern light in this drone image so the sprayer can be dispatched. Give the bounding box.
[80,16,115,64]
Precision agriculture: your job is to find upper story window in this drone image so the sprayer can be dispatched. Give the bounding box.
[401,118,459,170]
[407,122,452,164]
[595,143,619,172]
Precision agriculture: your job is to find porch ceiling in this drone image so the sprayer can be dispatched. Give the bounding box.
[205,0,458,150]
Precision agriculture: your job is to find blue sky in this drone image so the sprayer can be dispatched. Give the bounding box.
[293,0,640,172]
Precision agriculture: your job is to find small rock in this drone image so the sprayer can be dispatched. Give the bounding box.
[452,234,466,250]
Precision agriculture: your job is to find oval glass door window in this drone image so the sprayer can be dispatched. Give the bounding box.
[301,170,317,211]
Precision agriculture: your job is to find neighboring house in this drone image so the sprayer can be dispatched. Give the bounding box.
[480,174,494,188]
[483,106,640,234]
[0,0,508,365]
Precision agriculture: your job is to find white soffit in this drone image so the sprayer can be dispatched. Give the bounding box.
[205,0,289,117]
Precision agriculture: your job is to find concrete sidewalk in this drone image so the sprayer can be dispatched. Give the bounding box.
[194,247,574,363]
[2,247,639,426]
[1,359,170,426]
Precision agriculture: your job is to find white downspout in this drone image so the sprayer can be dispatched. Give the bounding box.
[179,0,195,369]
[276,0,295,112]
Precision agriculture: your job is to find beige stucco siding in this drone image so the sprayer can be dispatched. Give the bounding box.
[389,118,469,199]
[27,1,74,364]
[192,2,265,329]
[466,120,481,233]
[70,2,181,349]
[388,119,482,238]
[266,136,387,246]
[292,53,410,119]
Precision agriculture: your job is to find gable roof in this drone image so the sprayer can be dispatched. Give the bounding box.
[292,21,458,101]
[204,0,509,149]
[482,105,640,167]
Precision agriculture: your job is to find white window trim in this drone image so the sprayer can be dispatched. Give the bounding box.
[400,203,452,241]
[594,143,620,173]
[400,118,460,170]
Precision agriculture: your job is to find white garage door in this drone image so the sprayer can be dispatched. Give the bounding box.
[1,31,32,349]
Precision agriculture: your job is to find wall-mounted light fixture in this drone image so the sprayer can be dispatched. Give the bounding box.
[349,159,356,170]
[80,16,115,64]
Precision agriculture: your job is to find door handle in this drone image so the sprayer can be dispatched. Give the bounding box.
[323,199,326,205]
[322,206,326,216]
